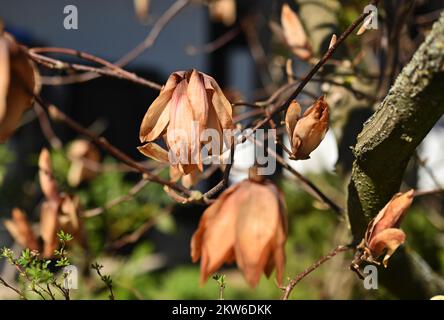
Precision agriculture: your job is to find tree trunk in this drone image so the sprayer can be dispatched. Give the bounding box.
[347,13,444,298]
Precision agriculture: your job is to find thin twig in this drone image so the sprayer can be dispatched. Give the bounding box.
[282,245,350,300]
[413,189,444,198]
[186,25,240,55]
[249,0,381,136]
[40,0,190,85]
[82,178,151,218]
[28,48,161,90]
[33,103,63,149]
[0,276,27,300]
[247,135,344,216]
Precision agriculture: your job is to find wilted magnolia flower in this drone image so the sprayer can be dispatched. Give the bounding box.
[275,4,312,61]
[67,139,101,187]
[191,172,287,287]
[285,96,329,160]
[362,190,414,267]
[0,32,40,142]
[138,69,233,186]
[4,149,86,257]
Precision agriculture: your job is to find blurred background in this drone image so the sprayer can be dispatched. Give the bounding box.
[1,0,444,299]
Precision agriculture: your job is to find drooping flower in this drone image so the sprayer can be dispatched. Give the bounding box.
[285,96,329,160]
[0,32,40,142]
[351,190,414,277]
[138,69,233,186]
[191,171,287,287]
[363,190,414,267]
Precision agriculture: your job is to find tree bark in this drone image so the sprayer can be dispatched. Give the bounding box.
[348,13,444,298]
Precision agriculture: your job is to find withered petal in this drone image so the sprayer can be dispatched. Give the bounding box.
[368,190,414,242]
[167,80,196,166]
[137,142,169,163]
[205,76,233,130]
[139,90,172,142]
[368,228,406,268]
[0,36,9,122]
[0,34,39,142]
[285,100,301,139]
[187,69,208,129]
[234,181,281,287]
[191,184,240,282]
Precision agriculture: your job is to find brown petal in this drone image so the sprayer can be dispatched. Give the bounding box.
[167,80,196,169]
[139,90,172,142]
[137,142,169,163]
[281,4,312,60]
[270,183,288,285]
[0,36,9,122]
[191,184,240,283]
[40,201,59,258]
[368,228,406,267]
[285,100,301,138]
[0,34,39,142]
[187,70,208,128]
[39,148,60,202]
[187,70,209,170]
[235,181,280,287]
[203,98,224,154]
[367,189,414,243]
[204,75,233,130]
[4,208,39,251]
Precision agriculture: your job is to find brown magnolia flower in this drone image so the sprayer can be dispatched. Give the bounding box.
[364,190,414,267]
[67,139,101,187]
[351,190,414,274]
[285,96,329,160]
[279,3,312,60]
[138,69,233,186]
[4,149,85,258]
[0,32,40,142]
[191,173,287,287]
